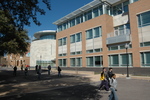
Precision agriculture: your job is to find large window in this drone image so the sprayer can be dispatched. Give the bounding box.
[86,56,103,67]
[70,58,82,67]
[70,18,75,27]
[109,53,133,67]
[141,52,150,67]
[137,11,150,27]
[58,59,67,67]
[113,0,129,16]
[93,7,99,18]
[86,26,102,40]
[108,43,132,51]
[59,37,67,46]
[70,32,82,43]
[85,10,92,21]
[140,41,150,47]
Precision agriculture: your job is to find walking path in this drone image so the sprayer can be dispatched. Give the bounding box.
[0,67,150,100]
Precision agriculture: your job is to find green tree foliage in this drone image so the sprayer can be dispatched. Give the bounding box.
[0,0,51,56]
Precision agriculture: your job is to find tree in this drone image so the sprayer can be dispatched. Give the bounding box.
[0,0,51,56]
[0,0,51,30]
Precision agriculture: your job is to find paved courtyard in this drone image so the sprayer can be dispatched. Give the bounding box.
[0,67,150,100]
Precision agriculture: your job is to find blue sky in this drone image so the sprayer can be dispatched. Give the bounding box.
[25,0,93,38]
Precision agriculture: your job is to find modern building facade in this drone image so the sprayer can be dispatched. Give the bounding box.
[30,30,56,67]
[53,0,150,68]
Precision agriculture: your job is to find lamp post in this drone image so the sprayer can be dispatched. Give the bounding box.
[125,44,129,78]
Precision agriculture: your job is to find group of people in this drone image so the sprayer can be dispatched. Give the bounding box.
[13,65,28,77]
[46,65,62,77]
[99,67,118,100]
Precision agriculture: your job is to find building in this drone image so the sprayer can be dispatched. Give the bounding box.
[53,0,150,69]
[30,30,56,67]
[5,46,30,67]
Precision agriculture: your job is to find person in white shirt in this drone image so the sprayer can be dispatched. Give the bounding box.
[109,74,118,100]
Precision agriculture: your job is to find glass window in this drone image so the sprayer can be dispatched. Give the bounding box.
[141,52,150,67]
[58,59,62,66]
[86,49,93,53]
[138,11,150,27]
[123,1,129,13]
[110,55,119,66]
[76,32,81,42]
[85,10,92,21]
[86,29,93,39]
[109,46,118,51]
[70,58,75,67]
[133,0,138,2]
[76,58,82,66]
[70,52,76,55]
[95,56,101,66]
[93,7,99,17]
[99,5,103,15]
[70,34,75,43]
[86,57,94,66]
[63,59,67,67]
[76,16,81,24]
[140,41,150,47]
[58,39,62,46]
[94,48,101,52]
[70,18,75,27]
[63,37,67,45]
[76,51,82,55]
[94,27,101,38]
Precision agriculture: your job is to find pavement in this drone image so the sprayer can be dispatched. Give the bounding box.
[0,67,150,100]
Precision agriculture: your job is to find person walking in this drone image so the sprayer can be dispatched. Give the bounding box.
[35,65,38,73]
[13,66,17,76]
[47,65,51,75]
[99,67,109,91]
[109,74,118,100]
[24,67,28,77]
[57,66,61,77]
[21,64,23,71]
[37,65,42,79]
[107,68,113,87]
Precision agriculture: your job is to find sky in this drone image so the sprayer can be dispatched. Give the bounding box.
[25,0,93,38]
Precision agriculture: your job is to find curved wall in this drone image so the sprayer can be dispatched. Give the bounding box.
[30,39,56,67]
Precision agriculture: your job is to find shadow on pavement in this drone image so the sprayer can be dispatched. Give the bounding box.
[0,84,103,100]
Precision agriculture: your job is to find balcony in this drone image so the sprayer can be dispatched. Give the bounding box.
[106,29,131,45]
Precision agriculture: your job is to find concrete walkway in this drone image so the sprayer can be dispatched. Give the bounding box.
[0,67,150,100]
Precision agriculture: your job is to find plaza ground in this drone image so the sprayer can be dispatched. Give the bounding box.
[0,67,150,100]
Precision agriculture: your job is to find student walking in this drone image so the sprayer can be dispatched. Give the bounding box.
[107,68,113,87]
[47,65,51,75]
[99,67,109,91]
[109,74,118,100]
[37,65,42,79]
[24,67,28,77]
[35,65,38,73]
[13,66,17,76]
[57,66,61,77]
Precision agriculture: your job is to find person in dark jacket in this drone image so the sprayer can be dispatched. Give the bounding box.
[107,67,113,87]
[13,66,17,76]
[57,66,61,77]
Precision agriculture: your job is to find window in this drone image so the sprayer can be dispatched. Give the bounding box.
[141,52,150,67]
[99,5,103,15]
[70,58,76,67]
[58,39,62,46]
[114,24,130,36]
[76,32,81,42]
[123,1,129,13]
[76,15,83,25]
[94,27,101,38]
[58,54,62,56]
[70,34,75,43]
[63,37,67,45]
[70,18,75,27]
[63,59,67,67]
[94,48,102,52]
[138,11,150,27]
[76,58,82,66]
[85,10,92,21]
[95,56,103,67]
[133,0,138,2]
[109,55,119,66]
[86,49,93,53]
[109,46,118,51]
[86,29,93,39]
[70,52,76,55]
[86,57,94,66]
[93,7,99,17]
[76,51,82,55]
[58,25,62,32]
[140,41,150,47]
